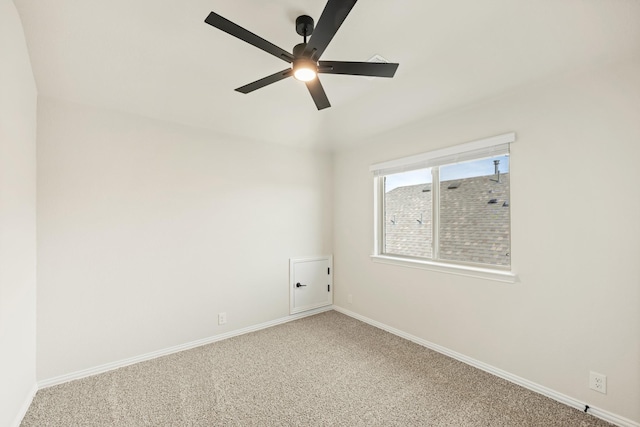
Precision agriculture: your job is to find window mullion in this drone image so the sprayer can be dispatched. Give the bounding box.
[380,176,386,255]
[432,167,440,260]
[374,176,383,255]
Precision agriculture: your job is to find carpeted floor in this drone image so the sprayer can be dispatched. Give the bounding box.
[22,310,612,426]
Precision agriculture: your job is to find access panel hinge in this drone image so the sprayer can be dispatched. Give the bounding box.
[327,284,330,292]
[328,267,330,275]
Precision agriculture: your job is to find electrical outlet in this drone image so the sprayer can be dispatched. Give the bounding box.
[589,371,607,394]
[347,294,353,304]
[218,312,227,325]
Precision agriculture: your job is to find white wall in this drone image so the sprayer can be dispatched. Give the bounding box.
[36,97,333,380]
[0,0,38,425]
[333,57,640,423]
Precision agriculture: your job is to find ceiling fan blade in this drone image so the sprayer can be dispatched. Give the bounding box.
[319,61,399,77]
[305,78,331,110]
[235,69,293,94]
[303,0,358,61]
[205,12,294,63]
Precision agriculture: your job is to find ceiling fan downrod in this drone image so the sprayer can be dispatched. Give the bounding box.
[296,15,314,45]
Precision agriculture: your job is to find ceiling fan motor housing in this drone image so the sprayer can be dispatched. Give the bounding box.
[293,43,308,59]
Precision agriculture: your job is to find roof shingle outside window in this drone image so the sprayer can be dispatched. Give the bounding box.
[385,174,510,266]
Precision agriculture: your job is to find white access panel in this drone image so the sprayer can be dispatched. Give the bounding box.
[290,256,333,314]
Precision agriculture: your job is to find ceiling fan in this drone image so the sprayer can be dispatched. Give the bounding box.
[204,0,399,110]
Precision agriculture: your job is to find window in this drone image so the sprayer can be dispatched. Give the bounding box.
[371,133,516,281]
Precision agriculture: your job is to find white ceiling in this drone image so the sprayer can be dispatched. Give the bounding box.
[15,0,640,150]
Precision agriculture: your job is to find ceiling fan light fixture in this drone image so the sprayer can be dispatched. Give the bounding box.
[292,59,317,82]
[204,1,399,110]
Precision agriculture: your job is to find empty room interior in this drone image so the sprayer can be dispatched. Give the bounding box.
[2,0,639,426]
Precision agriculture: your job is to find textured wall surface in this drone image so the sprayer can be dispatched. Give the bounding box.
[36,97,333,380]
[0,0,38,425]
[333,58,640,423]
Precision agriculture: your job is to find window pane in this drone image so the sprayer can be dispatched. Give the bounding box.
[383,168,432,258]
[439,155,510,266]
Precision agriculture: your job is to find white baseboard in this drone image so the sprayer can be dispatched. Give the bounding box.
[13,383,38,427]
[38,305,333,389]
[333,305,639,427]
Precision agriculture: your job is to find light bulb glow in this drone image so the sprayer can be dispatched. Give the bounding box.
[294,68,316,82]
[292,59,317,82]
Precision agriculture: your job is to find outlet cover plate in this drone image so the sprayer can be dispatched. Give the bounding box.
[218,312,227,325]
[589,371,607,394]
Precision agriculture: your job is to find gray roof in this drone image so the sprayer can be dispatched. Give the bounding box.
[385,184,433,259]
[384,173,510,266]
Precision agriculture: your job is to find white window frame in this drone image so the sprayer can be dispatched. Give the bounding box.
[370,133,518,283]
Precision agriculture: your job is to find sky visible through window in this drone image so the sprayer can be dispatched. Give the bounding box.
[385,155,509,192]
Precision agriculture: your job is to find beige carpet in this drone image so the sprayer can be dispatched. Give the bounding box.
[22,311,612,426]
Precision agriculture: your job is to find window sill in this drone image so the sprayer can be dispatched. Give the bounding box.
[370,255,518,283]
